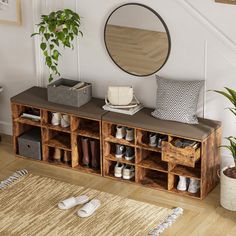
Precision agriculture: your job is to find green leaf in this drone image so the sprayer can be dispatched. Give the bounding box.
[40,42,47,51]
[213,90,234,104]
[44,33,50,41]
[225,87,236,106]
[49,75,53,83]
[31,32,39,37]
[52,50,60,61]
[50,44,54,50]
[79,30,83,37]
[72,26,78,35]
[43,51,48,57]
[46,56,52,67]
[52,39,59,47]
[39,26,45,34]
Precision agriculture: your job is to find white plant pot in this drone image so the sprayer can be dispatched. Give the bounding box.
[220,166,236,211]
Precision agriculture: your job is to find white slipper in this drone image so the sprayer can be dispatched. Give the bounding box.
[58,195,89,210]
[77,199,101,218]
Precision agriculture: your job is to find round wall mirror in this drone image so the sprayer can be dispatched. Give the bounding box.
[104,3,171,77]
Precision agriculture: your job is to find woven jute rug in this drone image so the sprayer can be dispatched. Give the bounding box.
[0,170,183,236]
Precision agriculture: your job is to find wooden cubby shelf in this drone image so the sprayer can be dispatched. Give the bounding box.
[11,87,222,199]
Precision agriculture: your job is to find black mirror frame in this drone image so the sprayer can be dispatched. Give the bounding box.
[104,3,171,77]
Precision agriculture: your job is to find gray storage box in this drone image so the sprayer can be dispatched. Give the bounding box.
[18,128,42,160]
[47,78,92,108]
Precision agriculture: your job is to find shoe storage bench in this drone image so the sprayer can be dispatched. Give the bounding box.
[11,87,106,176]
[102,109,221,199]
[11,87,221,199]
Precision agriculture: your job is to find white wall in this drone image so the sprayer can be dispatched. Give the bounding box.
[1,0,236,166]
[0,0,36,134]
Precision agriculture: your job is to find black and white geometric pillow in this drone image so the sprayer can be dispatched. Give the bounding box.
[151,76,204,124]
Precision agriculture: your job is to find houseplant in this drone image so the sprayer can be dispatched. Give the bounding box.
[214,87,236,211]
[31,9,83,82]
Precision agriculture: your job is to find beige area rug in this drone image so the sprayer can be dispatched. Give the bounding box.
[0,170,183,236]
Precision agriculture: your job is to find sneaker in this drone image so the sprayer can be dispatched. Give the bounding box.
[115,144,125,158]
[125,128,134,141]
[114,162,124,178]
[116,126,126,139]
[177,176,188,191]
[125,147,135,161]
[149,133,157,147]
[188,178,200,194]
[157,135,168,148]
[61,114,70,128]
[123,165,135,180]
[51,112,61,126]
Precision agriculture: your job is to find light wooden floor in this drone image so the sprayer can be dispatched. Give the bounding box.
[0,134,235,236]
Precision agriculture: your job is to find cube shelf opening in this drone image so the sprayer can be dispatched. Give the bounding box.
[104,159,135,183]
[137,148,168,172]
[170,174,201,198]
[77,136,101,173]
[104,141,135,165]
[137,168,168,190]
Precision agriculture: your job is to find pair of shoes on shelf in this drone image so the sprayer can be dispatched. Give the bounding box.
[116,126,134,141]
[53,148,71,164]
[115,145,134,161]
[114,163,135,180]
[51,112,70,128]
[177,176,200,194]
[149,133,167,148]
[81,137,100,170]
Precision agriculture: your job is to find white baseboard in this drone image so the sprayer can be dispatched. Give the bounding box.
[0,121,12,135]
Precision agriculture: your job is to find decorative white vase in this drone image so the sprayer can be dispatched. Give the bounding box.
[220,166,236,211]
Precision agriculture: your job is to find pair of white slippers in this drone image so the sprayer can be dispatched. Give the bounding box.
[58,195,101,218]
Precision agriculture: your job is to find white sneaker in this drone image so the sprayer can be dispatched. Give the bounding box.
[149,133,157,147]
[123,165,135,180]
[51,112,61,126]
[125,128,134,141]
[116,126,126,139]
[61,114,70,128]
[188,178,200,194]
[114,162,124,178]
[177,176,188,191]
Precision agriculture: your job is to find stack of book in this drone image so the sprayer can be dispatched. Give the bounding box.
[103,98,143,116]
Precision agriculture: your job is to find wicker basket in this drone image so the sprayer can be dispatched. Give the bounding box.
[162,141,200,167]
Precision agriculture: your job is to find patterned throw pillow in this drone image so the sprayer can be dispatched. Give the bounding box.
[151,76,204,124]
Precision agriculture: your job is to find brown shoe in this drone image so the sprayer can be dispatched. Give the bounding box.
[64,150,71,165]
[53,148,61,163]
[90,140,100,170]
[81,137,90,167]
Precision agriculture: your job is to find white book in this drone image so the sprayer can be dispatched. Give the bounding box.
[103,104,144,115]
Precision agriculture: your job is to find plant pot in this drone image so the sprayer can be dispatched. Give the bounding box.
[220,165,236,211]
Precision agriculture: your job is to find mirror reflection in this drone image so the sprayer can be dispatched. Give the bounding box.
[104,4,171,77]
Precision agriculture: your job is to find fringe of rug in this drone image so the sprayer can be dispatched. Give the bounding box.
[0,169,28,190]
[149,207,184,235]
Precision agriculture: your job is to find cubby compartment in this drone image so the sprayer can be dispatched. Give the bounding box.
[45,146,72,167]
[104,159,135,183]
[136,148,168,172]
[162,138,201,168]
[137,168,168,190]
[103,141,135,165]
[169,174,201,198]
[102,122,135,146]
[169,161,201,179]
[136,129,167,152]
[75,136,101,174]
[12,104,41,127]
[72,117,100,139]
[44,129,71,151]
[41,110,71,133]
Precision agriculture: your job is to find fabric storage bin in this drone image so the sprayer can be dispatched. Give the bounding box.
[18,128,42,160]
[162,141,200,167]
[47,78,92,108]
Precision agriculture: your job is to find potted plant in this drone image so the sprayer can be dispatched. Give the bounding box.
[214,88,236,211]
[31,9,83,82]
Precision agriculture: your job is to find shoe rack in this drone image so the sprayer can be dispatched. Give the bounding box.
[102,108,222,200]
[11,87,222,199]
[11,87,106,176]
